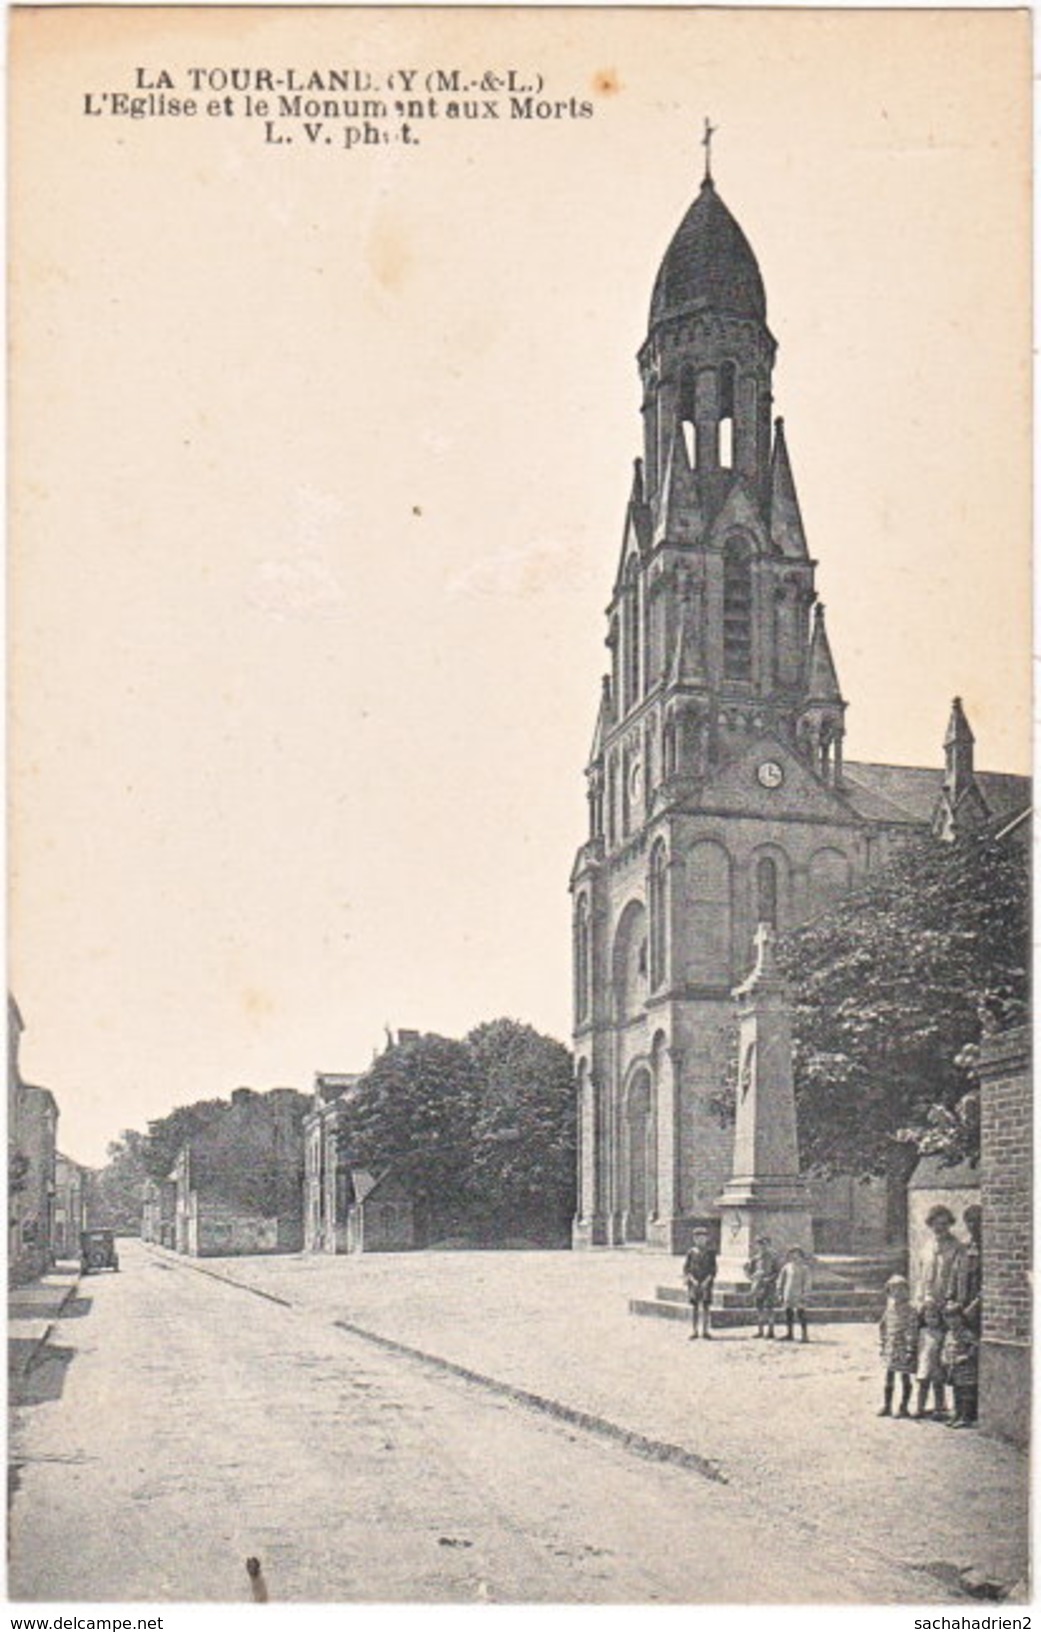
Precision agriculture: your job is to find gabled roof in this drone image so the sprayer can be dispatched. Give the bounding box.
[843,761,1030,827]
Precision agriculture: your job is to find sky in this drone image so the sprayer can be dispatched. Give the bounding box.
[9,7,1032,1167]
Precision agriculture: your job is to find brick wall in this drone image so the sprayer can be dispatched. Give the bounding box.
[979,1026,1031,1345]
[978,1024,1030,1448]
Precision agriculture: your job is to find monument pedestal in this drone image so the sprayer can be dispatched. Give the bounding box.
[715,1177,815,1283]
[713,924,816,1283]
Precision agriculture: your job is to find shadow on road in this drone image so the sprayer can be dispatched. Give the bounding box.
[10,1343,76,1409]
[58,1296,94,1321]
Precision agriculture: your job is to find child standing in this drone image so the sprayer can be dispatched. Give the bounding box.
[744,1235,780,1339]
[942,1301,979,1428]
[777,1246,813,1342]
[914,1298,948,1420]
[682,1227,718,1340]
[878,1274,917,1417]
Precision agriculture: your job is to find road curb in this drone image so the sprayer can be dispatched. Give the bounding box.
[144,1246,726,1485]
[331,1315,728,1484]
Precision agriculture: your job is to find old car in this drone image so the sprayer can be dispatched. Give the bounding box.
[80,1228,119,1275]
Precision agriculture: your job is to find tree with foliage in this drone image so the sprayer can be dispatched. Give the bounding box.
[342,1033,480,1239]
[92,1128,149,1231]
[465,1018,576,1244]
[776,829,1028,1180]
[142,1098,227,1180]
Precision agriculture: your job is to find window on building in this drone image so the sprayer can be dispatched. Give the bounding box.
[679,368,697,468]
[623,561,640,712]
[723,537,754,679]
[649,841,668,987]
[575,896,591,1023]
[719,362,736,471]
[756,856,778,928]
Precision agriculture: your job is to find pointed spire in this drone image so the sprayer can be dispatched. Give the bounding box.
[943,696,975,799]
[588,674,613,763]
[769,419,808,558]
[804,603,842,702]
[944,695,975,754]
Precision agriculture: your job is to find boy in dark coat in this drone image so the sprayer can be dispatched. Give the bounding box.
[682,1228,718,1340]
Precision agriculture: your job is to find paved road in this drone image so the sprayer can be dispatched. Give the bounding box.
[10,1241,936,1603]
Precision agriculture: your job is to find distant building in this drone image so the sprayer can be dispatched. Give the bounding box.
[53,1153,92,1258]
[344,1169,414,1253]
[303,1073,360,1253]
[303,1060,415,1254]
[168,1087,307,1257]
[8,995,59,1285]
[141,1176,176,1248]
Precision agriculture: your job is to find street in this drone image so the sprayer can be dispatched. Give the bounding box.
[10,1241,946,1604]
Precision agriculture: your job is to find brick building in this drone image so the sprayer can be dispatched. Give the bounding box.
[977,1025,1030,1447]
[571,163,1028,1253]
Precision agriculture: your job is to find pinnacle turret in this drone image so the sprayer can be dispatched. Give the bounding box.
[769,419,808,558]
[804,604,843,704]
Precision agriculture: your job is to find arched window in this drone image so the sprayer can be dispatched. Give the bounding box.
[623,560,641,712]
[575,896,591,1023]
[723,537,754,679]
[612,900,649,1022]
[756,856,778,928]
[663,719,676,778]
[649,841,668,988]
[719,362,736,470]
[685,840,732,984]
[679,367,697,467]
[606,756,617,847]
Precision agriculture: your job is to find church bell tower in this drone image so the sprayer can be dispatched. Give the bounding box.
[572,145,868,1251]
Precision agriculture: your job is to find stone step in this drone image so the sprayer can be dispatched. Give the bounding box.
[654,1283,882,1310]
[817,1253,907,1289]
[630,1297,880,1327]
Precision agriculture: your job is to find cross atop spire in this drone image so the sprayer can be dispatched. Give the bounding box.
[702,117,718,183]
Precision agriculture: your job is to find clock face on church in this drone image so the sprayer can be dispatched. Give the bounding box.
[756,760,784,789]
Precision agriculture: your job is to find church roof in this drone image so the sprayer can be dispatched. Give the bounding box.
[843,761,1030,826]
[649,179,766,330]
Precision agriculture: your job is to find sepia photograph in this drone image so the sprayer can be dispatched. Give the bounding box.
[7,5,1032,1612]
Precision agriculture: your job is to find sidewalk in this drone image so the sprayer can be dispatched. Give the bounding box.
[9,1262,80,1381]
[162,1246,1030,1602]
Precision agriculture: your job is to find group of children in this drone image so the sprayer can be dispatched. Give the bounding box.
[879,1275,979,1428]
[878,1200,981,1429]
[682,1205,981,1429]
[682,1229,812,1342]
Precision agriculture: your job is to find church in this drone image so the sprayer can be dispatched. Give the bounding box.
[570,153,1027,1254]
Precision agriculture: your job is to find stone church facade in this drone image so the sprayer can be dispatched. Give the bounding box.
[571,168,1027,1253]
